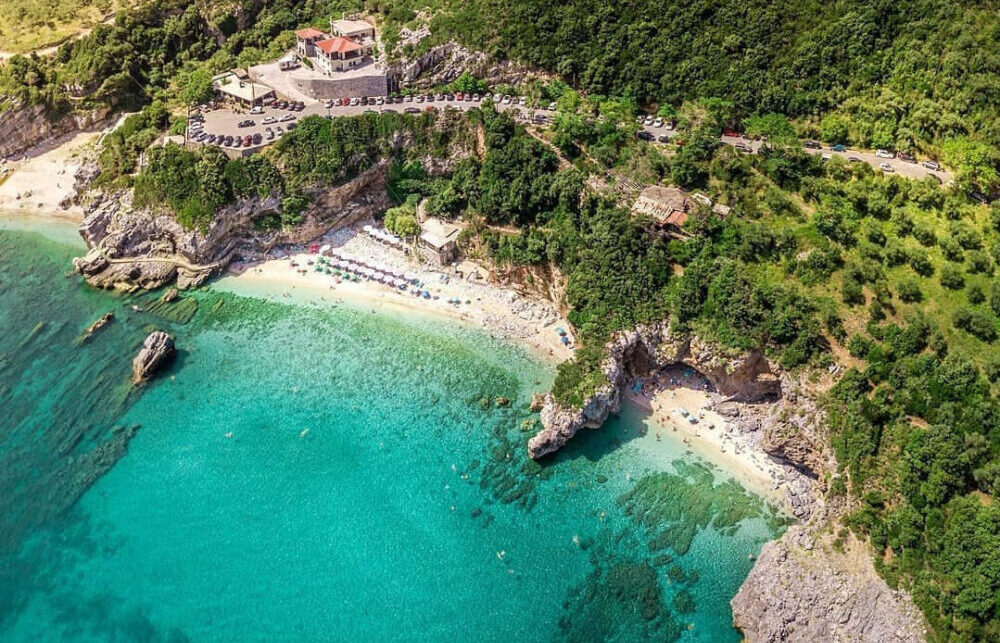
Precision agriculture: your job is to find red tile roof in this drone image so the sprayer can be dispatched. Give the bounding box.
[295,28,326,39]
[664,210,689,227]
[315,36,362,54]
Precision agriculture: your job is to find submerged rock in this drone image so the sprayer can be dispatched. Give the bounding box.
[80,312,114,342]
[131,331,175,384]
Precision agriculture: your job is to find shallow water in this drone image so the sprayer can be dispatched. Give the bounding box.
[0,222,785,642]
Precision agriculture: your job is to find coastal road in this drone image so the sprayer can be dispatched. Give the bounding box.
[192,99,951,182]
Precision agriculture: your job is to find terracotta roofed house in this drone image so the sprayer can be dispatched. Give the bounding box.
[313,36,368,74]
[295,27,326,58]
[632,186,693,231]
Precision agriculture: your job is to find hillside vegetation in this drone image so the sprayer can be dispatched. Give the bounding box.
[0,0,128,54]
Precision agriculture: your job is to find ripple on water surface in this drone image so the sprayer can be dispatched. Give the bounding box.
[0,226,786,642]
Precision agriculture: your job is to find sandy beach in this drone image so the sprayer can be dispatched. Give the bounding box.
[0,130,99,217]
[215,227,576,365]
[623,366,800,508]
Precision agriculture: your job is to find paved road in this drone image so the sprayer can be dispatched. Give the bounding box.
[190,100,950,182]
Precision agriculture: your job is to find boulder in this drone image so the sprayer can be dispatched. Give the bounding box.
[732,526,927,642]
[131,331,175,384]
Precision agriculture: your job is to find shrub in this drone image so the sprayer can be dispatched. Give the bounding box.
[940,264,966,290]
[897,278,923,303]
[953,307,997,342]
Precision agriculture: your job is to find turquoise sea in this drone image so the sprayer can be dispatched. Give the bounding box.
[0,217,786,642]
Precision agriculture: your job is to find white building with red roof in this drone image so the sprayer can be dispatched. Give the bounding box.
[293,20,375,76]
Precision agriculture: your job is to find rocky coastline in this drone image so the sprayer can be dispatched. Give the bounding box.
[528,321,927,641]
[72,160,394,292]
[732,525,928,642]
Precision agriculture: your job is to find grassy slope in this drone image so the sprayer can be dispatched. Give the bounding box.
[0,0,131,53]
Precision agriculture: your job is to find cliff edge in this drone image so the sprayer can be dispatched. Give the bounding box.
[732,526,927,642]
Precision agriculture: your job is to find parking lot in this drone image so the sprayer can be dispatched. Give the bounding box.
[186,94,952,182]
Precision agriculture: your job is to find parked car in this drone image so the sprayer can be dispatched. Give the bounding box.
[206,134,216,144]
[472,94,481,101]
[425,94,434,102]
[405,94,414,102]
[922,160,941,171]
[237,119,254,128]
[657,134,671,143]
[244,135,253,146]
[252,133,262,145]
[548,102,557,111]
[264,128,274,140]
[375,97,384,105]
[275,125,283,134]
[492,93,502,102]
[635,115,644,124]
[643,116,654,126]
[518,96,526,105]
[404,107,421,114]
[224,135,233,146]
[446,94,455,101]
[501,95,511,104]
[262,116,277,124]
[286,122,296,130]
[416,94,424,102]
[350,97,360,106]
[233,137,242,148]
[875,149,895,159]
[276,100,288,109]
[848,156,863,163]
[803,140,821,149]
[879,162,894,172]
[280,113,295,122]
[831,144,847,152]
[250,106,264,114]
[323,99,334,108]
[636,131,654,141]
[734,143,753,153]
[653,118,664,128]
[455,92,464,101]
[436,93,446,101]
[899,152,916,163]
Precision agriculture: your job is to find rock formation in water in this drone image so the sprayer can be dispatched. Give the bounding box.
[131,331,175,384]
[732,525,928,642]
[80,312,114,341]
[529,321,786,459]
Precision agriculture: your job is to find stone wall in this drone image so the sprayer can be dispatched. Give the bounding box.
[0,104,109,159]
[291,72,388,99]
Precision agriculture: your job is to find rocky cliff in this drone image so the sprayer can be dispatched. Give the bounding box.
[388,41,548,91]
[0,104,109,159]
[73,160,393,291]
[732,526,927,642]
[529,321,785,460]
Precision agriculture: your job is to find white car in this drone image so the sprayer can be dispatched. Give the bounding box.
[875,149,895,159]
[280,113,296,122]
[262,116,276,124]
[323,99,334,108]
[518,96,527,105]
[653,118,664,128]
[879,162,895,172]
[250,106,264,114]
[643,116,654,126]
